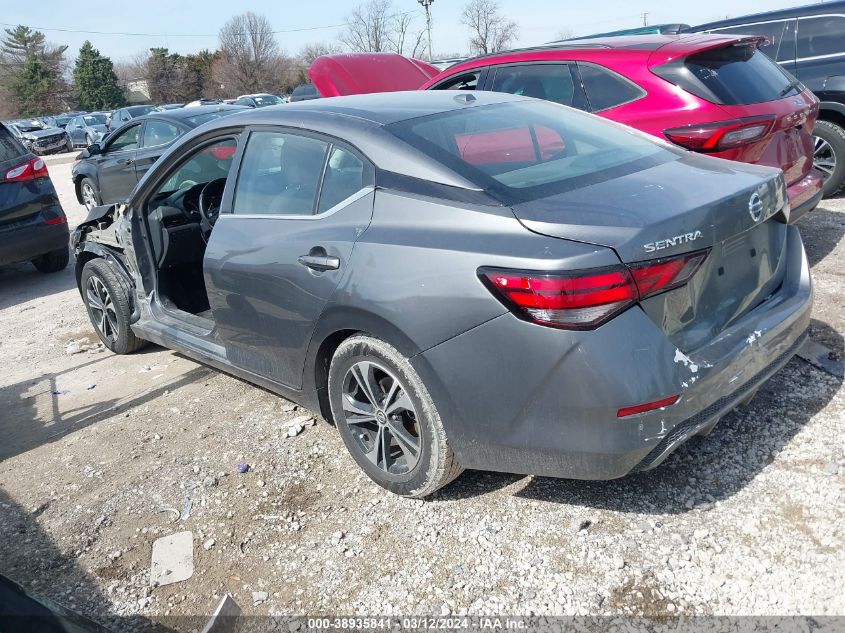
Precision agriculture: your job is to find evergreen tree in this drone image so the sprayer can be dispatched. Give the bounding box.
[10,55,54,116]
[74,41,125,111]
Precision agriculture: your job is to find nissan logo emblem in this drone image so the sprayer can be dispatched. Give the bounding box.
[748,192,764,222]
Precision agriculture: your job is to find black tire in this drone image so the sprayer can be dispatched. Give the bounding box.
[80,258,146,354]
[813,120,845,198]
[85,134,93,147]
[328,335,463,498]
[32,248,69,273]
[65,137,73,152]
[79,177,101,211]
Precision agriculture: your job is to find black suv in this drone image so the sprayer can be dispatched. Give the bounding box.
[691,1,845,197]
[0,122,69,273]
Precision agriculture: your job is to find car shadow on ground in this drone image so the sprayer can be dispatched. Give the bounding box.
[437,317,842,512]
[0,489,175,632]
[0,256,75,310]
[0,353,214,462]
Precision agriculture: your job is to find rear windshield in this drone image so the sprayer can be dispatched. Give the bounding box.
[183,109,242,127]
[0,125,25,162]
[128,105,157,116]
[387,101,674,202]
[680,44,799,105]
[254,95,282,106]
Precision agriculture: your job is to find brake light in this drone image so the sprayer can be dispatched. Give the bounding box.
[44,216,66,225]
[664,116,775,152]
[3,157,49,183]
[479,250,708,330]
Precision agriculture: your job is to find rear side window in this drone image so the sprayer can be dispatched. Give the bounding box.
[491,64,585,108]
[578,64,645,111]
[317,147,365,213]
[655,43,799,105]
[0,125,25,162]
[432,71,481,91]
[709,21,788,60]
[797,16,845,59]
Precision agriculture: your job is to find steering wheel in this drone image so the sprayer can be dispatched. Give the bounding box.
[198,178,227,240]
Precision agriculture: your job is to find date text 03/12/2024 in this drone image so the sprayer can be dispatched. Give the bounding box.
[307,617,529,630]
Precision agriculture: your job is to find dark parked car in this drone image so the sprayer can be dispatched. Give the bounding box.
[66,113,109,148]
[72,104,247,210]
[72,92,811,497]
[289,84,321,102]
[234,93,284,108]
[1,122,69,273]
[690,1,845,196]
[107,105,158,131]
[7,120,73,155]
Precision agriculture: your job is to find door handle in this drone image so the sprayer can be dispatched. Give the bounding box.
[297,254,340,272]
[117,158,134,165]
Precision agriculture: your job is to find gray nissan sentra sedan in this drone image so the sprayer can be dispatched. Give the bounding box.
[71,91,811,497]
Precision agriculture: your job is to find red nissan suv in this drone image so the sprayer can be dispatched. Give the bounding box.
[311,34,823,221]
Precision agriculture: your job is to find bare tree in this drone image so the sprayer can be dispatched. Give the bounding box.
[555,28,574,41]
[341,0,392,52]
[460,0,519,55]
[217,11,280,94]
[390,12,426,57]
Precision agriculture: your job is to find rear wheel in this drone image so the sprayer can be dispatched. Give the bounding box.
[65,137,73,152]
[328,335,462,498]
[813,120,845,198]
[79,177,100,211]
[80,259,146,354]
[32,248,69,273]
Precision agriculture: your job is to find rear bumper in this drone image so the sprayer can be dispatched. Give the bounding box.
[413,226,812,480]
[786,170,824,223]
[0,218,69,266]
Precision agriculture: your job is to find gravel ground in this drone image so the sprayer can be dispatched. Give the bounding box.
[0,154,843,629]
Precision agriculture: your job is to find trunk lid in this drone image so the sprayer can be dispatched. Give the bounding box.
[513,153,789,349]
[309,52,440,97]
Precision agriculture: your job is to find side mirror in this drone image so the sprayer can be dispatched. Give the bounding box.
[87,143,102,156]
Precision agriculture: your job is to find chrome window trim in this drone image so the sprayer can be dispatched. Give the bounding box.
[221,186,374,221]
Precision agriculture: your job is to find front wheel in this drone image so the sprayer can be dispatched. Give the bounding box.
[813,120,845,198]
[328,335,463,498]
[80,259,146,354]
[65,137,73,152]
[79,177,100,211]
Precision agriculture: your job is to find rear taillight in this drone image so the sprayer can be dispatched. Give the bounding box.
[480,250,708,330]
[664,116,775,152]
[3,157,49,183]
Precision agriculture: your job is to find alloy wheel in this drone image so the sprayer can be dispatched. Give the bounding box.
[340,360,421,476]
[814,134,837,184]
[86,276,119,342]
[81,182,97,210]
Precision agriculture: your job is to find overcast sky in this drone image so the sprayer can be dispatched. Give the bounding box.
[0,0,830,62]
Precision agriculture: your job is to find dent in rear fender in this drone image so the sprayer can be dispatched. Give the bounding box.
[331,190,621,354]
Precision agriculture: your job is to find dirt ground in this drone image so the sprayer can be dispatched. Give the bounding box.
[0,153,843,629]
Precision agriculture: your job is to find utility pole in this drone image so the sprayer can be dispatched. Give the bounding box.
[418,0,434,61]
[641,12,649,26]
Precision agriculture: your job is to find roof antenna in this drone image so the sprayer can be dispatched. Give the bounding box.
[454,93,477,105]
